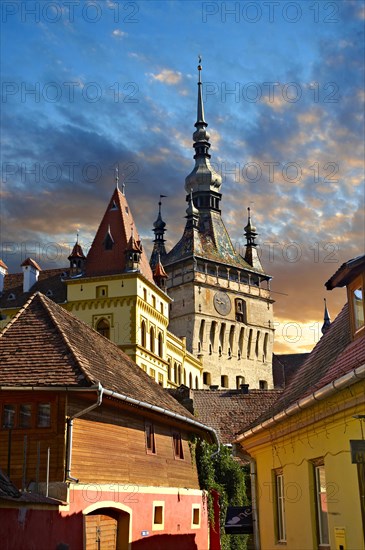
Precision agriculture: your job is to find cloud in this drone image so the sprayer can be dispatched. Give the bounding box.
[112,29,127,38]
[149,69,183,85]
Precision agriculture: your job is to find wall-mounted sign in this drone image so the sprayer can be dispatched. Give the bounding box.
[225,506,253,535]
[350,440,365,464]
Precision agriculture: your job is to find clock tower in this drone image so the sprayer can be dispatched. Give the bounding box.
[155,61,275,390]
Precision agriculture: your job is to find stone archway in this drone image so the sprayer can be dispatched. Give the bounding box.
[83,502,132,550]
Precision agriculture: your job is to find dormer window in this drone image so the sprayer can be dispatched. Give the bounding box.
[103,226,114,250]
[46,289,53,297]
[353,286,364,330]
[349,277,365,338]
[7,293,15,301]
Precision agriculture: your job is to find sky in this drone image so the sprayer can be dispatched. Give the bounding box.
[1,0,364,353]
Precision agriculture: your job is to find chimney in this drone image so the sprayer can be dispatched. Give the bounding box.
[0,260,8,293]
[240,384,249,394]
[21,258,41,293]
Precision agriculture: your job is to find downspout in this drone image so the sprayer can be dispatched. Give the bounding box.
[66,383,104,482]
[233,444,260,550]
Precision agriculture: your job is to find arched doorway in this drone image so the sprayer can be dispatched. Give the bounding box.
[84,503,131,550]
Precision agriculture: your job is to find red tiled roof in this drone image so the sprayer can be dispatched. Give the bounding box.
[85,187,154,281]
[0,260,8,271]
[0,293,200,427]
[243,303,365,431]
[190,389,283,444]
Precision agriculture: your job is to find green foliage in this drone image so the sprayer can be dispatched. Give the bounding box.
[193,440,249,550]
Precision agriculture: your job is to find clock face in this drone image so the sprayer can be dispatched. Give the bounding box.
[213,291,231,316]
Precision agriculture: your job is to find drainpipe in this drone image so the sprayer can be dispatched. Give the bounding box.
[66,383,104,482]
[233,444,260,550]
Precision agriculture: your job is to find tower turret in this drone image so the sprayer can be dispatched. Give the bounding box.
[150,196,167,270]
[244,207,263,272]
[68,233,86,276]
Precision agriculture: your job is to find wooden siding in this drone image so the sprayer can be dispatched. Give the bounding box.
[69,398,200,489]
[0,392,66,488]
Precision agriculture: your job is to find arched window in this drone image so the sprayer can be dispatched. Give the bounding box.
[158,332,163,357]
[96,318,110,339]
[174,362,178,384]
[167,358,171,381]
[141,320,146,348]
[195,376,199,389]
[189,373,193,388]
[183,368,186,385]
[178,365,182,385]
[150,326,155,353]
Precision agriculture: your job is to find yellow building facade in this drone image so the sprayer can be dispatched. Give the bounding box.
[0,186,203,389]
[234,255,365,550]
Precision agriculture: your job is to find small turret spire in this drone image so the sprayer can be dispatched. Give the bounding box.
[115,166,119,190]
[150,195,167,270]
[244,207,263,271]
[321,298,331,334]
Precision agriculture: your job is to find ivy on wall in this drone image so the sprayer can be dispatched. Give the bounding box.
[191,440,249,550]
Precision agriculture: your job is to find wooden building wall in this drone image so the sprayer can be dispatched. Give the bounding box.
[68,396,200,489]
[0,391,66,489]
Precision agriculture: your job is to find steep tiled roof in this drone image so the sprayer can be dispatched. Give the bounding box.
[85,187,154,281]
[0,293,199,425]
[189,389,283,444]
[0,268,68,309]
[0,259,8,271]
[164,210,269,277]
[272,353,310,388]
[243,303,365,430]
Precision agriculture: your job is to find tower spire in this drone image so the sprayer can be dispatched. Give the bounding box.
[244,207,263,271]
[150,195,167,270]
[321,298,331,334]
[196,55,206,125]
[184,58,222,210]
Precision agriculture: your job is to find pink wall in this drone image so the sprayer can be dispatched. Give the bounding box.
[1,487,210,549]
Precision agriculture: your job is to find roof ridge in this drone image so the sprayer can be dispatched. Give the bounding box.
[0,292,40,338]
[36,293,96,385]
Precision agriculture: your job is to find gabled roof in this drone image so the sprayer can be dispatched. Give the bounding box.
[0,293,202,427]
[85,187,153,281]
[237,303,365,435]
[20,257,42,270]
[0,268,68,309]
[170,387,283,444]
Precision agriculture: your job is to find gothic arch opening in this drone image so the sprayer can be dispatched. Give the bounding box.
[96,318,110,339]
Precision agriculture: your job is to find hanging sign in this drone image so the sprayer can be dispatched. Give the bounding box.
[224,506,253,534]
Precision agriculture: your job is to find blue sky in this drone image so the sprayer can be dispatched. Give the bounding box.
[1,0,364,352]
